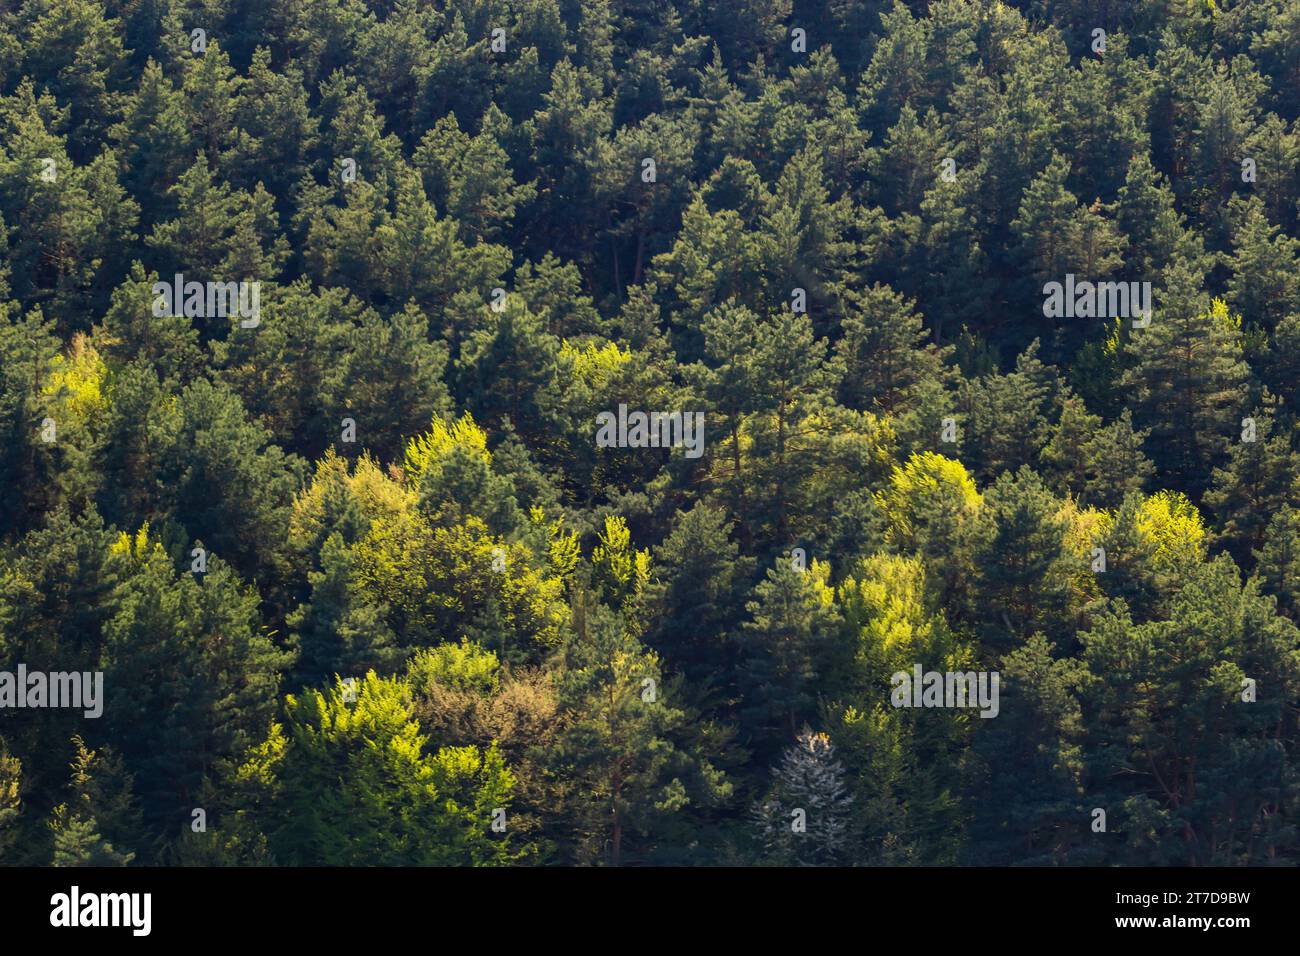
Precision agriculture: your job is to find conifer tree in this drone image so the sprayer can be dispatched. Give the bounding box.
[1225,196,1300,329]
[738,559,839,751]
[645,502,754,694]
[556,598,727,865]
[0,741,22,863]
[1255,506,1300,621]
[101,537,289,831]
[1121,266,1249,495]
[1081,557,1300,865]
[1081,409,1155,509]
[145,153,288,303]
[47,736,142,866]
[1204,397,1300,564]
[970,466,1073,646]
[753,730,854,866]
[964,633,1088,865]
[835,283,948,415]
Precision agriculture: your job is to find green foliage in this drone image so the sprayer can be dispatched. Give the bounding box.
[48,735,142,867]
[2,0,1300,869]
[970,466,1074,646]
[0,740,21,862]
[738,558,839,752]
[556,599,729,864]
[260,674,517,865]
[1121,283,1249,495]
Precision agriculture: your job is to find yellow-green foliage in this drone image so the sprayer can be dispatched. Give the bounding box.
[1209,297,1241,335]
[407,639,500,695]
[427,742,515,818]
[43,335,107,426]
[1060,498,1107,601]
[1103,316,1122,356]
[532,507,580,577]
[876,452,981,551]
[232,721,288,792]
[272,673,516,865]
[837,553,973,687]
[109,524,164,564]
[839,554,932,656]
[403,413,491,488]
[591,515,651,602]
[806,557,836,607]
[1134,490,1207,569]
[0,746,21,832]
[560,339,630,390]
[286,673,419,744]
[812,408,898,486]
[352,510,569,648]
[834,703,908,774]
[291,450,412,549]
[1061,499,1106,559]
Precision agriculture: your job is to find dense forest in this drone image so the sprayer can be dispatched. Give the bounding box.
[0,0,1298,867]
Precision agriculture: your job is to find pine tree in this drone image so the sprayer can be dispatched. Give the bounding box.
[738,559,839,752]
[93,264,205,387]
[457,297,562,444]
[209,280,356,458]
[1188,65,1259,234]
[1265,313,1300,410]
[732,308,836,543]
[1225,196,1300,329]
[1121,266,1249,495]
[1081,557,1300,864]
[287,531,402,688]
[1011,152,1124,339]
[0,82,140,330]
[834,283,948,415]
[909,174,989,343]
[1255,506,1300,621]
[651,189,768,336]
[145,153,288,303]
[1115,152,1205,288]
[108,59,192,228]
[645,502,754,695]
[414,111,536,244]
[957,342,1060,484]
[224,48,319,203]
[970,467,1073,647]
[102,536,289,832]
[320,302,453,463]
[1011,152,1080,294]
[830,553,974,864]
[18,0,131,161]
[698,302,763,524]
[0,506,121,790]
[964,634,1088,864]
[47,736,142,866]
[1204,397,1300,565]
[1081,409,1155,509]
[0,741,22,863]
[556,598,727,865]
[1040,396,1100,499]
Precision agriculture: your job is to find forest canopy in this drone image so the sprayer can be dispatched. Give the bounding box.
[1,0,1299,866]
